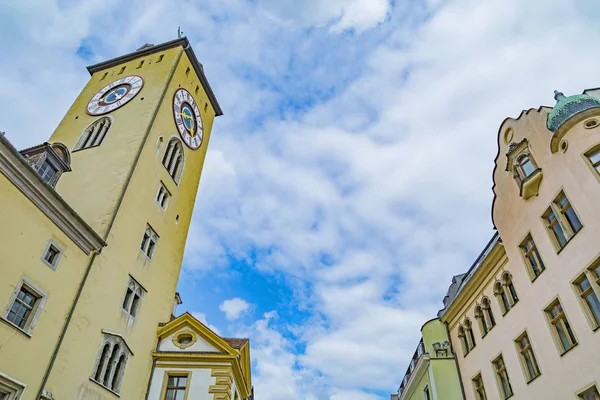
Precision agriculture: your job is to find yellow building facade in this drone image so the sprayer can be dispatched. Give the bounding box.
[0,38,252,400]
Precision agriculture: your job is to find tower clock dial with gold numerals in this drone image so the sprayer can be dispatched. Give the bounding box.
[87,76,144,115]
[173,88,203,150]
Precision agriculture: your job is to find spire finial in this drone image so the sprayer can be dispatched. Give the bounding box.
[554,90,565,101]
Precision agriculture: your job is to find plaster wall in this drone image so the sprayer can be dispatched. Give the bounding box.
[44,44,218,400]
[147,367,215,400]
[0,173,92,400]
[447,108,600,399]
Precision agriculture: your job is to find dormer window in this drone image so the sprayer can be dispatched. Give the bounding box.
[19,142,71,188]
[506,140,542,199]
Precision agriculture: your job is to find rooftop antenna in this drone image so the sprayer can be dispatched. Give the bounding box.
[178,27,183,38]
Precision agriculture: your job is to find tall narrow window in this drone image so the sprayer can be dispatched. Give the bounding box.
[458,326,469,355]
[543,191,582,250]
[465,319,476,350]
[492,355,513,399]
[475,305,489,336]
[156,183,171,211]
[555,192,582,234]
[574,274,600,329]
[579,386,600,400]
[162,138,185,184]
[121,277,145,319]
[482,297,496,329]
[503,273,519,305]
[92,333,131,393]
[545,299,577,353]
[75,117,112,151]
[515,331,540,382]
[423,386,430,400]
[140,225,158,260]
[473,374,487,400]
[520,234,545,279]
[586,146,600,174]
[164,374,189,399]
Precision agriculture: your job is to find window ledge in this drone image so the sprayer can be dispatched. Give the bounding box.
[559,342,579,357]
[0,317,32,338]
[89,378,121,397]
[526,373,542,385]
[520,169,543,200]
[556,230,581,254]
[530,270,545,283]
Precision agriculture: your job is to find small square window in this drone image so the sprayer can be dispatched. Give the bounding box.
[157,54,164,63]
[42,241,62,270]
[195,85,199,95]
[137,60,144,69]
[100,72,108,80]
[185,67,190,76]
[118,66,126,75]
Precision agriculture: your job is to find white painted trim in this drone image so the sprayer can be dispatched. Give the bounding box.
[40,240,63,271]
[427,363,438,400]
[0,370,27,400]
[0,136,105,255]
[399,355,430,400]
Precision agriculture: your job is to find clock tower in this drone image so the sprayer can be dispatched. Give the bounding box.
[37,38,222,399]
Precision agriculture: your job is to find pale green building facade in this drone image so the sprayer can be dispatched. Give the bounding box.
[391,318,464,400]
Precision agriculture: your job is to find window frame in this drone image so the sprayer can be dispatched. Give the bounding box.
[159,371,191,400]
[571,257,600,331]
[578,384,600,400]
[544,297,578,355]
[121,276,147,320]
[0,371,26,400]
[472,373,487,400]
[140,225,159,260]
[1,276,47,336]
[541,190,583,252]
[90,332,132,395]
[156,182,171,211]
[513,330,541,383]
[74,117,112,152]
[491,354,513,399]
[519,233,545,281]
[162,137,185,185]
[584,143,600,180]
[41,240,63,270]
[423,385,430,400]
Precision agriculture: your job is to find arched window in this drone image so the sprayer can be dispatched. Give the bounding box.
[92,333,131,394]
[517,154,536,178]
[503,273,519,305]
[482,297,496,329]
[140,225,159,260]
[475,305,489,336]
[495,281,511,315]
[458,326,468,355]
[94,343,111,381]
[75,117,111,151]
[162,138,185,184]
[464,319,476,350]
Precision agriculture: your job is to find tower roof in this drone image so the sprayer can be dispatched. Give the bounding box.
[546,90,600,133]
[86,37,223,116]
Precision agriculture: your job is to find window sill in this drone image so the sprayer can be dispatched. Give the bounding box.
[556,228,582,255]
[0,317,32,338]
[89,378,121,397]
[530,270,545,283]
[138,250,153,262]
[526,373,542,385]
[559,342,579,357]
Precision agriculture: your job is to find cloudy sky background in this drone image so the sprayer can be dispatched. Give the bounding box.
[3,0,600,398]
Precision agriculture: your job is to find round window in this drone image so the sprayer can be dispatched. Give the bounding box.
[178,334,193,345]
[584,119,599,129]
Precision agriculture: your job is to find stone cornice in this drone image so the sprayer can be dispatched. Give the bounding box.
[0,135,105,255]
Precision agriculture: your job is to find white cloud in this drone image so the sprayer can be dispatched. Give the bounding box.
[4,0,600,399]
[220,298,252,320]
[191,312,221,335]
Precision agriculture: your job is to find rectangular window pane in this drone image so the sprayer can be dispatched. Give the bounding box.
[565,207,582,232]
[589,149,600,165]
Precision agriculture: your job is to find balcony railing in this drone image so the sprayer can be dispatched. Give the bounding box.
[397,339,426,397]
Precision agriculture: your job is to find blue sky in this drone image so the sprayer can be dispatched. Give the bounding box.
[3,0,600,399]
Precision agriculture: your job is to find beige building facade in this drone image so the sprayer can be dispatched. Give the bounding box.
[440,89,600,400]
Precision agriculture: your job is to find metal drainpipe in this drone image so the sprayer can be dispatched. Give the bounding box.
[36,45,186,399]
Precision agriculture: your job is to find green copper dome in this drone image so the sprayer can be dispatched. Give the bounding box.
[547,90,600,133]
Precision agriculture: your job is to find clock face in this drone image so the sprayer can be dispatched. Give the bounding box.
[87,76,144,115]
[173,88,203,150]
